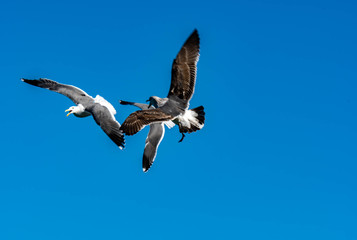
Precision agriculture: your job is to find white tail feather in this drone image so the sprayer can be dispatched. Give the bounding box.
[185,109,204,129]
[164,120,175,129]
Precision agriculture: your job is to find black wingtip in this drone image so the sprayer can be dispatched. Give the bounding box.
[21,78,42,87]
[21,78,31,83]
[142,157,149,172]
[191,29,199,37]
[183,29,199,48]
[21,78,58,89]
[21,78,38,86]
[111,132,125,150]
[142,158,152,173]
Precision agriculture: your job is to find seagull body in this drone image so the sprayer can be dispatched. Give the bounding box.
[22,78,125,149]
[120,100,174,172]
[120,29,205,142]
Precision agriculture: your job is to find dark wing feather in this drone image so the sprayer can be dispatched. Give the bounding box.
[120,109,173,136]
[120,100,165,171]
[90,104,125,149]
[21,78,89,104]
[168,29,200,104]
[143,123,164,172]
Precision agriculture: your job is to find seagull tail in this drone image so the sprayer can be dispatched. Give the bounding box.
[179,106,205,133]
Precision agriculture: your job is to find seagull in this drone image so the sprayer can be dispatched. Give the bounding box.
[120,29,205,142]
[119,100,174,172]
[22,78,125,149]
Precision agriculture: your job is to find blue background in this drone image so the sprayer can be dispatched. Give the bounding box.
[1,0,357,239]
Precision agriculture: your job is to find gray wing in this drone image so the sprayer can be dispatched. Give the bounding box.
[143,123,164,172]
[120,100,165,171]
[167,29,200,106]
[119,100,150,110]
[90,104,125,149]
[22,78,89,104]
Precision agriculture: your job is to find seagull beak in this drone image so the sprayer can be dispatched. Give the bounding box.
[65,109,72,117]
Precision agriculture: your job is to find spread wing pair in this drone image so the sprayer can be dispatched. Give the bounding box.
[120,29,205,143]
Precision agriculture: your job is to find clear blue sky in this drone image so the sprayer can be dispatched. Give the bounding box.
[1,0,356,239]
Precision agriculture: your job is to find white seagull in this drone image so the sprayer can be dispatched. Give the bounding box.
[22,78,125,149]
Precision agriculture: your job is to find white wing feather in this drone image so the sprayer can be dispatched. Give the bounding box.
[94,95,117,116]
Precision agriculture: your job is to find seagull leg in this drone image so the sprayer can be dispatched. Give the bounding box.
[178,133,186,143]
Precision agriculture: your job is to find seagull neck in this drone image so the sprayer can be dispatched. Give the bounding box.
[154,97,168,107]
[73,104,91,118]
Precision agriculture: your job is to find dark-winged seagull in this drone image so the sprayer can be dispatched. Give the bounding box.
[22,78,125,149]
[120,29,205,142]
[120,100,174,172]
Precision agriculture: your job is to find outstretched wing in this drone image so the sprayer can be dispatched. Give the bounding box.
[168,29,200,105]
[143,123,165,172]
[120,109,173,136]
[21,78,89,104]
[90,104,125,149]
[119,100,150,110]
[120,99,172,171]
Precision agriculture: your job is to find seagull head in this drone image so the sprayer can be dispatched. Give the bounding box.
[65,105,86,117]
[65,104,89,118]
[65,106,76,117]
[146,96,159,108]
